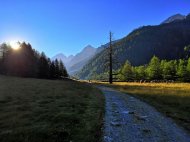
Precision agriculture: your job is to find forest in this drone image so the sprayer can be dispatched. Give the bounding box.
[0,42,68,79]
[91,53,190,82]
[118,55,190,82]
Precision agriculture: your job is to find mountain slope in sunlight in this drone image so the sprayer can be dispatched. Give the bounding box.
[77,13,190,79]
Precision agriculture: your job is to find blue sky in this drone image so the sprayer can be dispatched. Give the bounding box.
[0,0,189,57]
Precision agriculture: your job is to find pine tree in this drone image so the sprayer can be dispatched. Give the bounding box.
[0,43,10,74]
[54,59,59,78]
[147,56,161,80]
[49,61,55,78]
[119,60,133,81]
[59,60,68,77]
[163,61,170,80]
[177,59,187,81]
[38,52,49,78]
[134,66,146,80]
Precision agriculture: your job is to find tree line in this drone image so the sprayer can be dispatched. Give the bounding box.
[0,42,68,79]
[118,56,190,82]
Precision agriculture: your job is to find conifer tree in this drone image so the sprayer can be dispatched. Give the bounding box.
[119,60,133,81]
[147,56,161,80]
[177,59,187,81]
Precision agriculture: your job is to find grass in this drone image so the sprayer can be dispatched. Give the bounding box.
[94,81,190,133]
[0,76,104,142]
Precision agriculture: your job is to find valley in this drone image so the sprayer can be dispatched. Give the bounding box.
[1,1,190,141]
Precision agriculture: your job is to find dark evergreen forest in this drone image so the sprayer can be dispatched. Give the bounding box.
[0,42,68,79]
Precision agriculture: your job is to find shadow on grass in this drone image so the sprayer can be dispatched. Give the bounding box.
[0,76,105,142]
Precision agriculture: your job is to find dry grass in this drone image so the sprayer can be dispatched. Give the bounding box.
[114,82,190,90]
[95,81,190,133]
[0,76,104,142]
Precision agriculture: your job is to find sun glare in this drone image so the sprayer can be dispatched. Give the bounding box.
[9,41,20,50]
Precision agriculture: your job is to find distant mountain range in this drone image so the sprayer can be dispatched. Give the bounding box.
[52,45,99,75]
[52,41,120,75]
[77,13,190,79]
[52,53,74,65]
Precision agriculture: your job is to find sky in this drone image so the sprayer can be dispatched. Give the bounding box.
[0,0,190,57]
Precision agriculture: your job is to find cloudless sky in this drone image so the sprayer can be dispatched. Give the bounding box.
[0,0,189,57]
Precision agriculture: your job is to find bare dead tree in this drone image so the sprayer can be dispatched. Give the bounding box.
[109,32,113,84]
[101,32,120,82]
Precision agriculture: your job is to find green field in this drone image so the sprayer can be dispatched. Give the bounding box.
[0,76,104,142]
[96,82,190,133]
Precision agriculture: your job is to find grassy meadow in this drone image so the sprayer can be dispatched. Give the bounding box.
[0,76,104,142]
[95,81,190,133]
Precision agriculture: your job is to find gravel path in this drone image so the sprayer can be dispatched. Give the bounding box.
[98,86,190,142]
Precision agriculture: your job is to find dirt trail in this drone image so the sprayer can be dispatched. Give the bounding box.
[98,86,190,142]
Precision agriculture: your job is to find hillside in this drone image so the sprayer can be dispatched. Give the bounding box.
[77,13,190,79]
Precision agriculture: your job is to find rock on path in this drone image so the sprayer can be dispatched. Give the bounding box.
[98,86,190,142]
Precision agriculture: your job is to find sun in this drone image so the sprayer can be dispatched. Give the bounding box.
[9,41,20,50]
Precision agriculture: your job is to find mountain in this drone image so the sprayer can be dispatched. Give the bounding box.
[162,14,186,24]
[77,13,190,79]
[68,42,121,75]
[69,45,96,68]
[52,45,97,75]
[67,45,97,75]
[52,53,74,65]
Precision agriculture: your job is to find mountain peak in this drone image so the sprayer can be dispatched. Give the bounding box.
[162,14,186,24]
[83,45,95,51]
